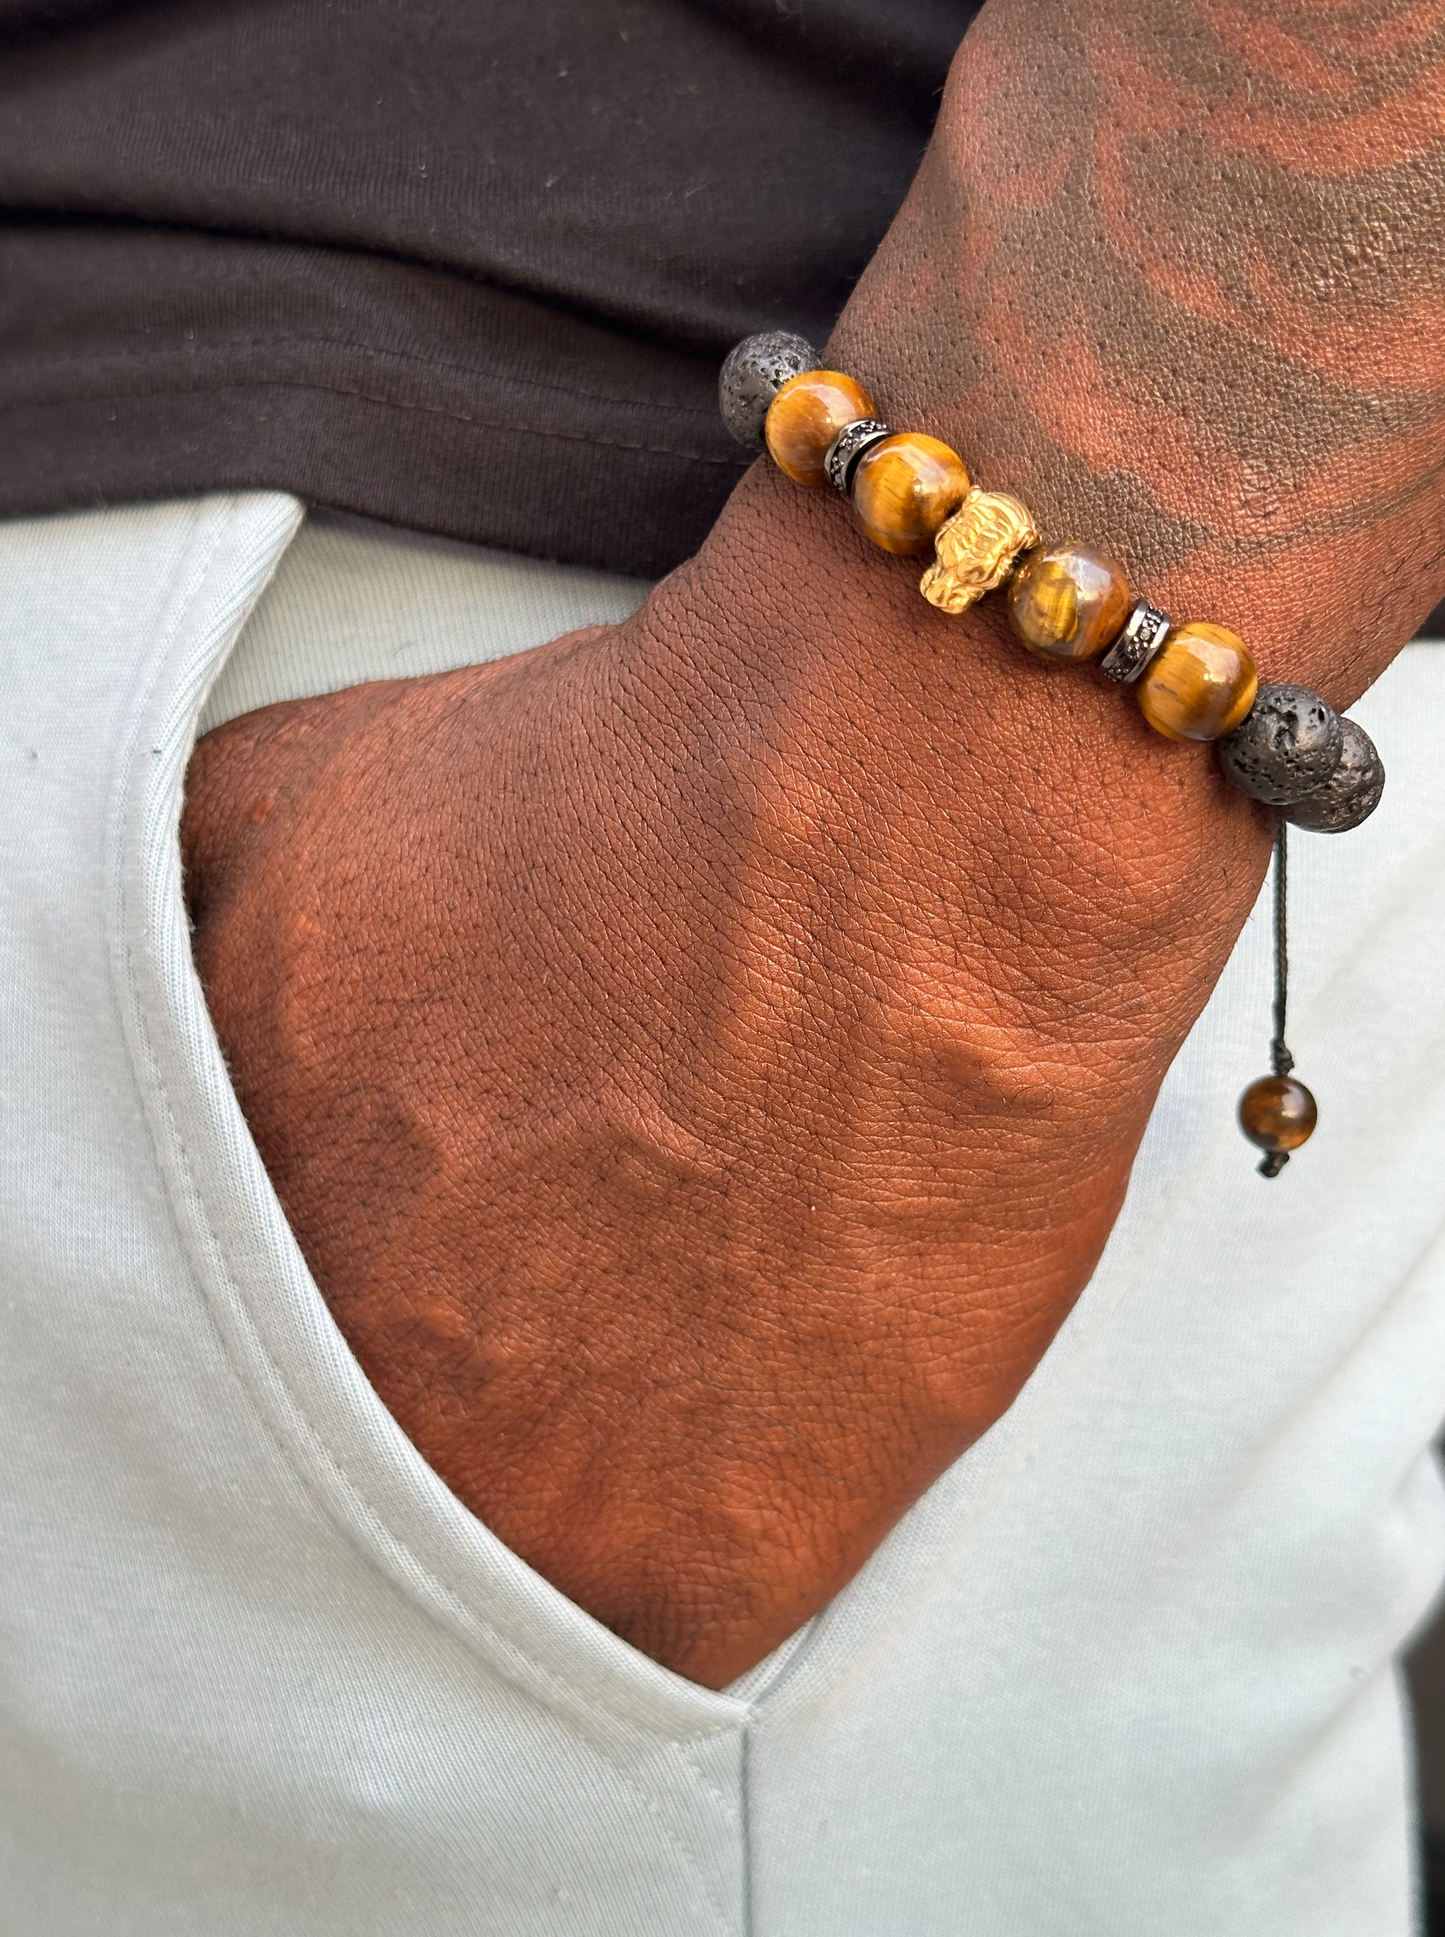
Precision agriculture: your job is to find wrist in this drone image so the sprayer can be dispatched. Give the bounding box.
[821,0,1444,707]
[612,459,1273,1210]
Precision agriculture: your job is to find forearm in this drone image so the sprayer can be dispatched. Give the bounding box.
[184,0,1445,1687]
[836,0,1445,694]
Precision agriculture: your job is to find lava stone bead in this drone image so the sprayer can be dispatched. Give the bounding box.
[1238,1074,1318,1153]
[1006,543,1131,663]
[850,433,970,556]
[718,332,821,447]
[1217,684,1343,806]
[1282,717,1385,833]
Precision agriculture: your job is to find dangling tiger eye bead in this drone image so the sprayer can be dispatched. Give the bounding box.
[1239,1075,1317,1155]
[764,370,877,487]
[1137,621,1258,743]
[1006,544,1131,663]
[850,433,970,555]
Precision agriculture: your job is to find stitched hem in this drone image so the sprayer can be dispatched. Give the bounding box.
[0,373,751,467]
[0,332,726,418]
[0,366,749,575]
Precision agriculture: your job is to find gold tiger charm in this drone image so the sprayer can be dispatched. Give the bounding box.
[918,488,1040,615]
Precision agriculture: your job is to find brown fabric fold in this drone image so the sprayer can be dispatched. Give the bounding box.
[0,0,974,572]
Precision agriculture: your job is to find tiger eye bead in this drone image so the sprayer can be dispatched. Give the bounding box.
[764,370,877,487]
[850,433,970,556]
[1137,621,1258,742]
[1006,544,1131,664]
[1239,1075,1317,1153]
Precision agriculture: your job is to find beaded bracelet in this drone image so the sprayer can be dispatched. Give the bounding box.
[720,332,1387,1177]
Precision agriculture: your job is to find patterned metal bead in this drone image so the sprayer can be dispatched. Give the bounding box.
[824,418,892,494]
[1216,684,1343,808]
[1281,718,1385,833]
[718,332,822,447]
[918,488,1040,615]
[1098,600,1171,684]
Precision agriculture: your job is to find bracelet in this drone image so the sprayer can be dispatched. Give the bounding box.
[719,331,1387,1177]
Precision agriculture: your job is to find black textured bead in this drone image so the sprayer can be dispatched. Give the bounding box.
[718,332,822,447]
[1282,717,1385,833]
[1217,683,1343,807]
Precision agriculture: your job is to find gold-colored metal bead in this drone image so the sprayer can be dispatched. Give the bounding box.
[918,488,1041,616]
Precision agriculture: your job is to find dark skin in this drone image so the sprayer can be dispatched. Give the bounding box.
[183,0,1445,1687]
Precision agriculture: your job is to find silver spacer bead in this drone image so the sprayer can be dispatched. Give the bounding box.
[718,331,822,447]
[1099,599,1171,684]
[824,418,892,495]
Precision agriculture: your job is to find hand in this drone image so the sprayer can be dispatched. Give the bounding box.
[183,0,1445,1687]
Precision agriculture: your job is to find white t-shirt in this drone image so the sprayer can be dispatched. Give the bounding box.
[2,491,1443,1935]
